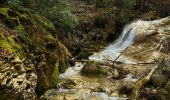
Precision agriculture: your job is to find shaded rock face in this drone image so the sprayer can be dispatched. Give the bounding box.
[0,53,37,99]
[0,7,70,99]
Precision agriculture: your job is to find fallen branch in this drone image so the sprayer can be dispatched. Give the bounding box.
[73,59,113,66]
[137,62,155,65]
[73,59,155,66]
[131,62,159,100]
[102,47,129,66]
[114,47,129,62]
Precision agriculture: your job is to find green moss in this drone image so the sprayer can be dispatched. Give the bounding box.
[0,7,70,95]
[0,32,15,53]
[0,32,23,56]
[25,67,33,72]
[7,35,15,44]
[50,62,59,84]
[7,35,22,52]
[47,34,55,40]
[0,8,20,29]
[15,24,25,33]
[0,8,10,16]
[11,56,22,63]
[98,68,108,75]
[0,32,5,39]
[59,60,67,73]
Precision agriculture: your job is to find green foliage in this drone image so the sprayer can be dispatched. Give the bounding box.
[48,2,78,32]
[116,0,138,27]
[8,0,78,32]
[119,0,137,11]
[8,0,31,7]
[36,0,77,32]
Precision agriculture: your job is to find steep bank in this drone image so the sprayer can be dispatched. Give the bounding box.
[0,6,70,99]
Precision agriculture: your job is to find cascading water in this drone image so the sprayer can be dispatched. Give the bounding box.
[57,17,170,100]
[60,17,170,79]
[89,23,137,64]
[89,17,170,64]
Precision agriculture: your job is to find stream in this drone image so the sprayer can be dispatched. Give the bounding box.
[42,17,170,100]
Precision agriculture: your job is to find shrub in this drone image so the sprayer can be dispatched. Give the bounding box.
[8,0,78,32]
[47,0,78,32]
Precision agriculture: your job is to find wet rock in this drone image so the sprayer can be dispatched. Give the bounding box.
[39,89,58,100]
[0,57,37,99]
[150,74,168,87]
[110,92,119,97]
[93,87,105,92]
[58,79,76,89]
[81,61,114,77]
[158,36,170,54]
[112,69,119,79]
[81,61,98,74]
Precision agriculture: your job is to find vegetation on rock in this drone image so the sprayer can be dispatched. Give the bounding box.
[0,0,169,100]
[0,6,70,99]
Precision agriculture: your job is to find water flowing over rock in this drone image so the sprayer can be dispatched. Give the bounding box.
[89,16,170,63]
[89,23,137,64]
[54,16,170,100]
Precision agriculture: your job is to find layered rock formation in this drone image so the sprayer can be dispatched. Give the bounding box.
[0,6,70,99]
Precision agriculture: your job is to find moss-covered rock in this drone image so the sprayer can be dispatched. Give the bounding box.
[0,6,71,99]
[81,61,118,78]
[81,61,98,74]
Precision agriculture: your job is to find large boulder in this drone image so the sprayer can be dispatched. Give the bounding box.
[0,6,70,99]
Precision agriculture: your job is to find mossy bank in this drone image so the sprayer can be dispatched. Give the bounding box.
[0,6,70,99]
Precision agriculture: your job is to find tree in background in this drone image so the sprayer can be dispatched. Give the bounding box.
[8,0,78,32]
[8,0,31,8]
[47,0,78,32]
[33,0,77,32]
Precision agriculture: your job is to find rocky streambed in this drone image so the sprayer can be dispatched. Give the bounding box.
[40,17,170,100]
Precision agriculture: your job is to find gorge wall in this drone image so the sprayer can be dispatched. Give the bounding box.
[0,6,70,99]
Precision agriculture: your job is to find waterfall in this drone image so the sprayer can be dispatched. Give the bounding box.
[89,17,170,63]
[58,17,170,100]
[89,24,137,64]
[104,25,136,53]
[59,17,170,78]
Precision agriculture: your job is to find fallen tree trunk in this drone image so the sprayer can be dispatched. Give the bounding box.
[73,59,154,65]
[73,59,114,66]
[131,63,159,100]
